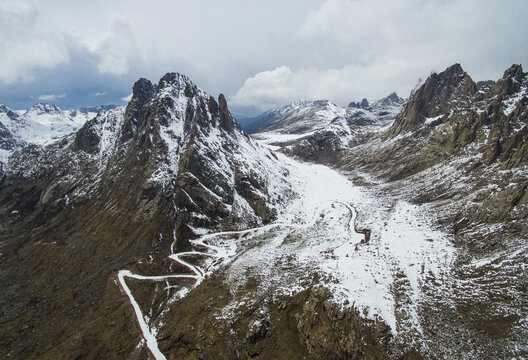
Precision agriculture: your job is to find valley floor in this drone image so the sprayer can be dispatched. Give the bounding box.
[119,147,457,359]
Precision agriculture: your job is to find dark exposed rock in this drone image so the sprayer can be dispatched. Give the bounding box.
[0,122,22,151]
[218,93,237,133]
[388,63,477,137]
[349,98,371,109]
[295,286,391,359]
[494,64,525,96]
[121,78,156,142]
[73,119,100,153]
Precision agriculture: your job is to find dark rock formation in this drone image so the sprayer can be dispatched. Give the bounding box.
[73,119,100,153]
[0,121,21,152]
[218,93,237,132]
[388,63,477,137]
[349,98,371,109]
[121,78,156,142]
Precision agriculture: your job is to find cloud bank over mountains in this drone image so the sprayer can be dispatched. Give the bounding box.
[0,0,526,114]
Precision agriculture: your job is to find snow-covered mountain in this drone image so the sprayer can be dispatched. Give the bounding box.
[0,65,527,359]
[245,99,347,134]
[250,93,405,164]
[0,103,103,165]
[0,73,296,359]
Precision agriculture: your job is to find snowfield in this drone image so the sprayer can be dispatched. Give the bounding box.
[217,151,456,334]
[119,143,457,359]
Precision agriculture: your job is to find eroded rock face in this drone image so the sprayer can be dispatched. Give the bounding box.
[295,287,391,360]
[350,64,528,181]
[388,63,477,137]
[0,121,22,153]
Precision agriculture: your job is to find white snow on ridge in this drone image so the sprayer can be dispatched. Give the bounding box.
[252,130,317,147]
[205,149,456,335]
[16,103,95,145]
[0,103,100,166]
[261,99,346,135]
[93,107,126,166]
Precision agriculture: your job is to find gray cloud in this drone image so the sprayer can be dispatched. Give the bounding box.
[0,1,69,83]
[0,0,526,114]
[232,0,528,110]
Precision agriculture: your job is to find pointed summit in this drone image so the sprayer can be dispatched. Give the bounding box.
[218,93,237,132]
[388,63,476,137]
[131,78,156,109]
[503,64,524,81]
[24,103,63,116]
[493,64,526,96]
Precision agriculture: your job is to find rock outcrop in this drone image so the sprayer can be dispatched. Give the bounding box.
[388,63,477,137]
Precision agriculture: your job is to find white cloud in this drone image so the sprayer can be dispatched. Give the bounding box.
[37,93,66,101]
[0,1,69,84]
[121,93,132,102]
[92,17,140,76]
[0,0,527,111]
[90,92,107,97]
[230,66,299,110]
[230,61,421,111]
[227,0,528,112]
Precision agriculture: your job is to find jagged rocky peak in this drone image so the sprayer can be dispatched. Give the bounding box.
[388,63,477,136]
[493,64,526,97]
[378,92,404,106]
[157,72,203,98]
[218,93,238,132]
[69,71,287,239]
[120,77,156,142]
[348,98,370,109]
[132,77,157,107]
[24,102,63,116]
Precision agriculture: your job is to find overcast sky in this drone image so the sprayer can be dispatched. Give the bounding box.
[1,0,527,115]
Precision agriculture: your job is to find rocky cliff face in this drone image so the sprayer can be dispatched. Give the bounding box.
[388,63,476,137]
[0,73,291,359]
[347,64,527,179]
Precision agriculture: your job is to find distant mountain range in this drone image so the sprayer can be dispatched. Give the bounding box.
[237,92,404,134]
[0,103,117,166]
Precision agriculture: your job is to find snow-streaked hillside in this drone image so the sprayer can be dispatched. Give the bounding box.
[210,150,455,335]
[250,94,404,158]
[116,142,456,359]
[0,103,103,165]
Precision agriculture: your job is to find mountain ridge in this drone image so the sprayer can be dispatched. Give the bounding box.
[0,72,293,358]
[0,64,527,359]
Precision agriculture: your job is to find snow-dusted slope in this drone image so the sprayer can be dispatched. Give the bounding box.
[250,99,346,134]
[250,95,404,161]
[0,103,100,165]
[209,151,455,336]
